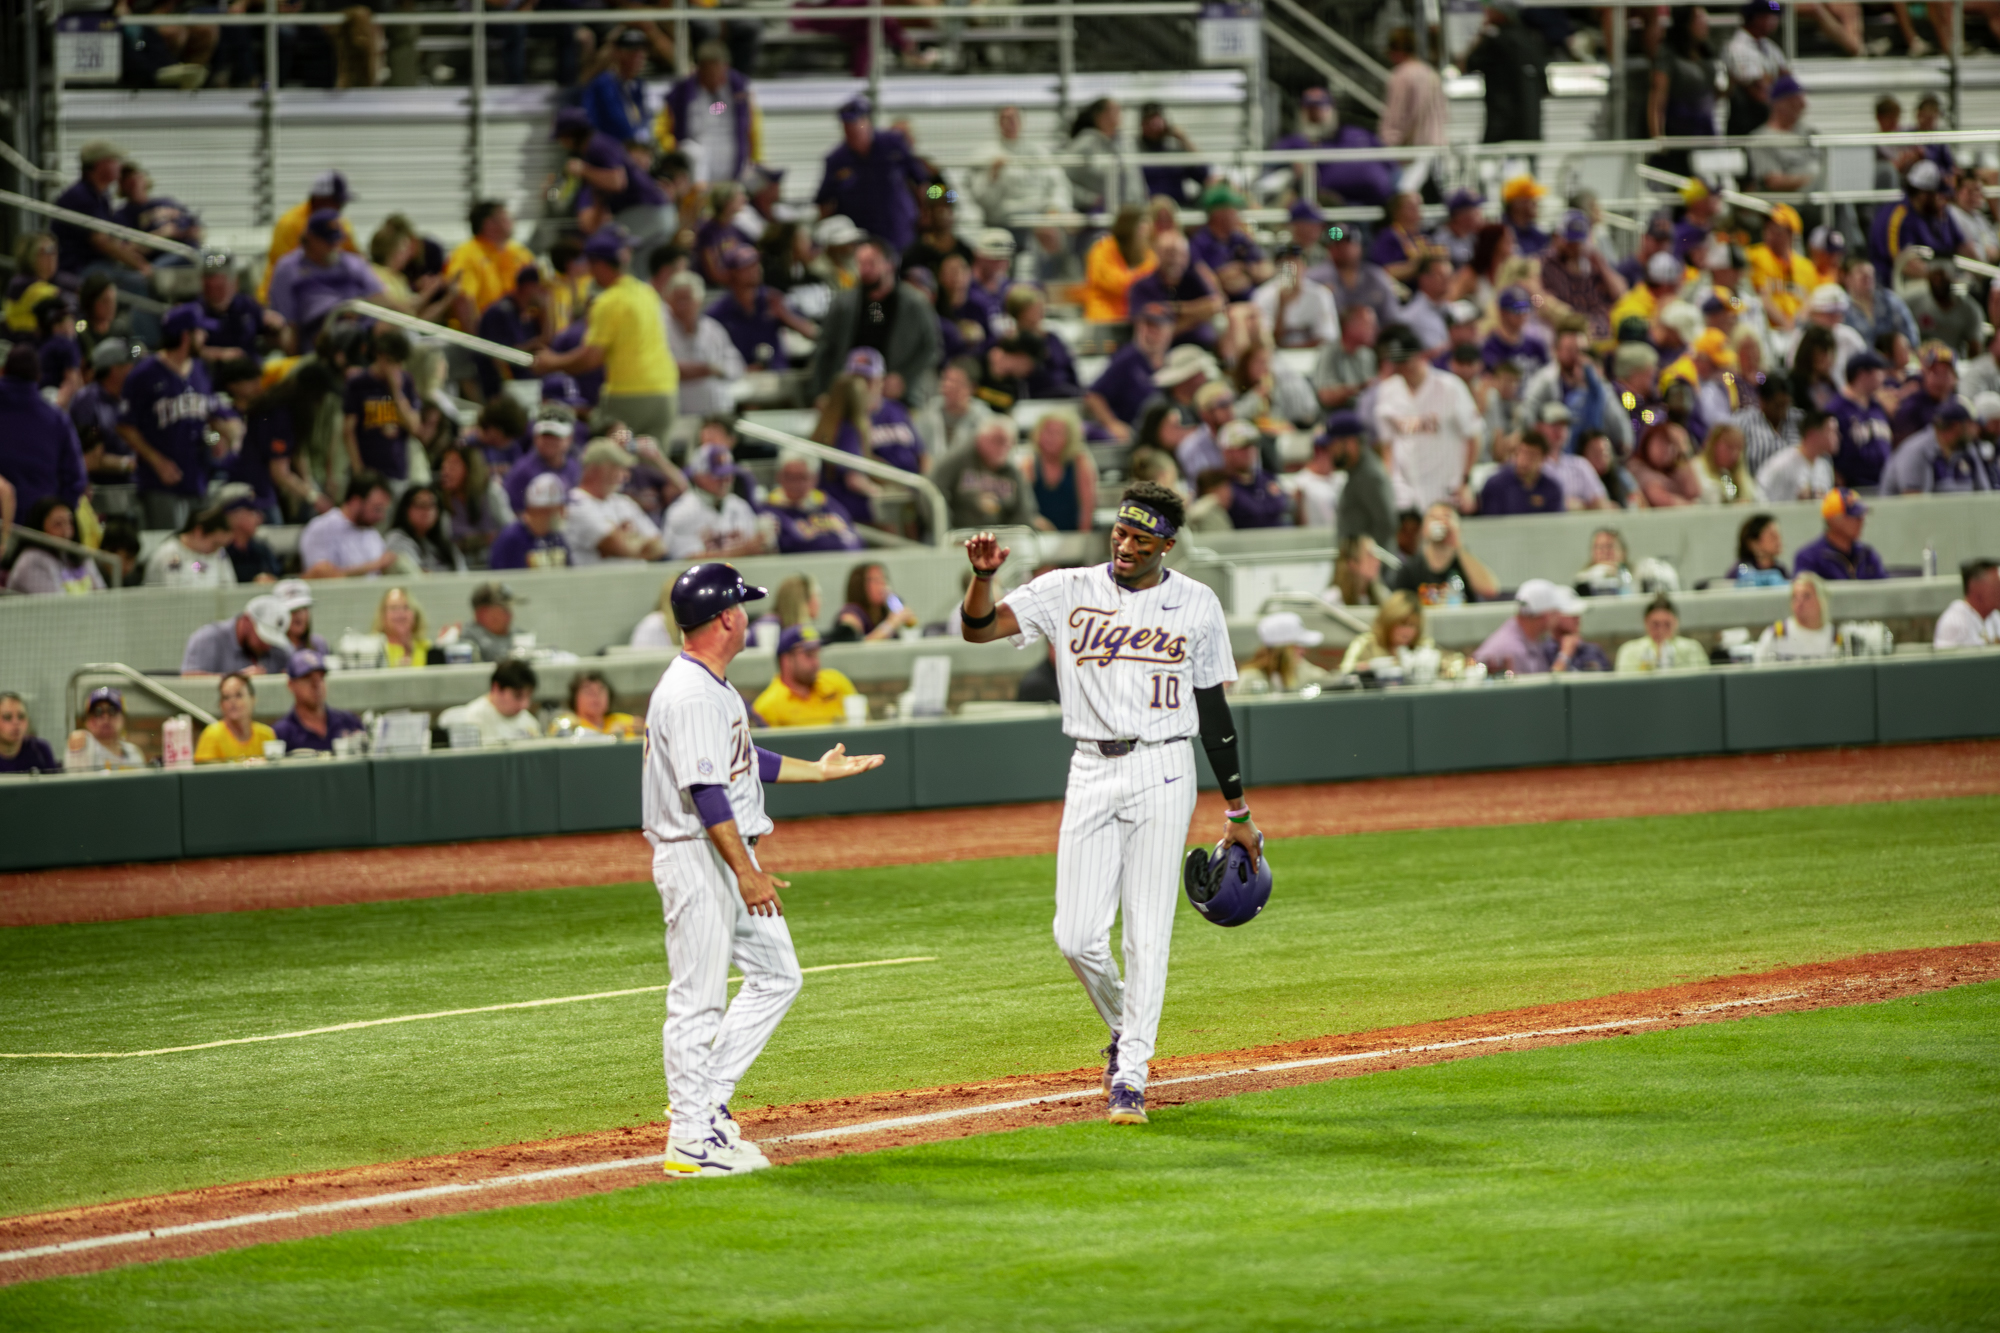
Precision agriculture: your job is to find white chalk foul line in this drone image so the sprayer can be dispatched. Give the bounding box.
[759,992,1805,1146]
[0,957,938,1060]
[0,990,1807,1268]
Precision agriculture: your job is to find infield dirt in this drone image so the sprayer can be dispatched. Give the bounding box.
[5,739,1998,928]
[3,943,1995,1284]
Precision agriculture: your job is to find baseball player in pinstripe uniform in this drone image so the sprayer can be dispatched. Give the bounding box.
[960,481,1264,1124]
[646,563,885,1176]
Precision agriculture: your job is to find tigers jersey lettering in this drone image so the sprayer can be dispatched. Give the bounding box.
[1002,565,1234,742]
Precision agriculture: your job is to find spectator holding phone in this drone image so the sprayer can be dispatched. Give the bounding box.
[1614,594,1711,671]
[833,561,919,641]
[1392,501,1499,605]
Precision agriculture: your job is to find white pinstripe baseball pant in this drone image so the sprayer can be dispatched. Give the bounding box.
[652,838,803,1141]
[1053,739,1199,1094]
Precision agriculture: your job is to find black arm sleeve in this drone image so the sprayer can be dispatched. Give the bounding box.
[1193,685,1244,803]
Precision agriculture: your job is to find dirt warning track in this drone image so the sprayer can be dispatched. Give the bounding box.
[5,739,1998,928]
[4,942,1994,1286]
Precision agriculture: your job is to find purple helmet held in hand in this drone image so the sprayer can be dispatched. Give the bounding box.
[1183,836,1271,927]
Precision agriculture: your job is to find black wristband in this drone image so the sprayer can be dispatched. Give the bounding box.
[962,605,997,629]
[971,569,995,581]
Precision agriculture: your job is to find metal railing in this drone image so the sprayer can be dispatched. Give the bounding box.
[332,299,536,367]
[67,664,219,728]
[0,184,202,261]
[3,526,124,590]
[733,418,952,547]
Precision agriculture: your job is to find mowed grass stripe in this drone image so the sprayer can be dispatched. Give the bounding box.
[5,984,1994,1329]
[1,796,1995,1218]
[0,957,939,1060]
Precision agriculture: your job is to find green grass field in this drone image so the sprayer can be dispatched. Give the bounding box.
[5,982,1996,1331]
[2,796,1996,1223]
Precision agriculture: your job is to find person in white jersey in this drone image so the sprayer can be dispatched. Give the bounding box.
[1370,321,1484,512]
[644,562,885,1176]
[959,480,1265,1125]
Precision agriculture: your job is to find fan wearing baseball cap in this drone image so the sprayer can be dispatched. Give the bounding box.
[568,436,669,564]
[751,625,860,728]
[123,304,242,532]
[271,650,366,754]
[664,434,764,559]
[65,687,148,772]
[259,171,358,299]
[1792,488,1886,580]
[490,473,574,570]
[181,594,296,676]
[1870,158,1968,290]
[1882,395,1994,494]
[1471,578,1591,676]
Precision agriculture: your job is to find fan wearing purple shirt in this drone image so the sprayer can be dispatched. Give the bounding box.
[0,344,87,521]
[1829,351,1894,489]
[553,108,671,226]
[708,242,817,370]
[1273,86,1397,208]
[343,328,422,483]
[1003,284,1082,400]
[197,255,284,362]
[1126,231,1224,351]
[271,650,366,754]
[1084,303,1176,442]
[1219,421,1290,528]
[474,265,548,400]
[265,210,384,342]
[210,356,298,517]
[1187,186,1272,300]
[52,142,154,283]
[0,692,60,775]
[504,409,584,514]
[815,95,930,255]
[765,452,866,553]
[1891,343,1959,443]
[1478,431,1565,515]
[1482,286,1550,372]
[121,304,241,531]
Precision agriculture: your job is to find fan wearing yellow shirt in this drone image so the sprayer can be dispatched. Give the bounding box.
[534,227,680,440]
[444,201,537,322]
[1745,205,1816,327]
[751,625,860,728]
[1607,250,1688,332]
[194,672,279,763]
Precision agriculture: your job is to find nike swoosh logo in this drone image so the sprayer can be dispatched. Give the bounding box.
[1220,735,1234,744]
[1164,776,1182,784]
[1163,604,1182,610]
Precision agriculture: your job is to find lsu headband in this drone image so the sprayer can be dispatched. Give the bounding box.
[1115,501,1177,540]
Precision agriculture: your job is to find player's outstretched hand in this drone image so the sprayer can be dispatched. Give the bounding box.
[818,742,885,782]
[964,531,1010,575]
[740,868,790,917]
[1223,814,1263,870]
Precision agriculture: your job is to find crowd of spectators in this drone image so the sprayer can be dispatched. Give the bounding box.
[5,15,2000,773]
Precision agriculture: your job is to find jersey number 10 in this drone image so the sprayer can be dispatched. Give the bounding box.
[1148,674,1182,710]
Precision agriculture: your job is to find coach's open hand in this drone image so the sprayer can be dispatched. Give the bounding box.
[964,531,1010,575]
[818,742,885,781]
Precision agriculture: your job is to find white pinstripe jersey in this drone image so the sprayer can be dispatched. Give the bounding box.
[642,654,773,844]
[1003,565,1236,743]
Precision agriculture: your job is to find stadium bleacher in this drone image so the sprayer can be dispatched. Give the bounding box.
[4,0,1999,786]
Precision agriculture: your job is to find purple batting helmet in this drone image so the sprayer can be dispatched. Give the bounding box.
[670,562,768,630]
[1182,837,1272,927]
